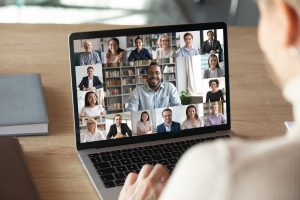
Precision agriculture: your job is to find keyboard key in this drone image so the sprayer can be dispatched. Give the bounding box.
[94,162,110,169]
[141,156,152,163]
[111,154,123,160]
[130,157,142,164]
[114,172,125,180]
[122,152,133,158]
[161,153,171,159]
[120,159,131,165]
[126,164,138,171]
[103,181,115,188]
[143,149,153,155]
[97,167,116,175]
[110,160,121,167]
[116,166,127,172]
[101,155,113,162]
[158,160,169,166]
[168,158,177,165]
[101,174,114,182]
[115,179,125,186]
[88,153,99,157]
[90,157,101,164]
[151,154,162,160]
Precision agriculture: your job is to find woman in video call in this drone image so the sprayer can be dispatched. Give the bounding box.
[136,111,153,135]
[154,34,175,59]
[80,118,105,143]
[205,79,224,103]
[104,37,126,64]
[107,114,132,139]
[80,91,105,117]
[203,54,224,79]
[119,0,300,199]
[181,105,204,129]
[127,36,152,61]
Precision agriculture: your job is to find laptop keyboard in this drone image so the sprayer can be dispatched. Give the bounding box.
[88,135,230,188]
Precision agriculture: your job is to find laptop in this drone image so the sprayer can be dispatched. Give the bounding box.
[69,22,234,200]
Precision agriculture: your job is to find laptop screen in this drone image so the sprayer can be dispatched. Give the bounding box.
[69,22,230,150]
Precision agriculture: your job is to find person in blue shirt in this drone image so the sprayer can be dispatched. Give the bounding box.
[127,36,152,61]
[127,62,181,111]
[156,108,181,133]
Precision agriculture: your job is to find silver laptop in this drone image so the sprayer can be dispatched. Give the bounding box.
[69,22,233,200]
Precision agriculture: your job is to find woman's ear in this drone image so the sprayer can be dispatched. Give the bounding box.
[276,0,300,46]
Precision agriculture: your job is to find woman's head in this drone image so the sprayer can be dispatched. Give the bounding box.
[209,79,219,89]
[208,54,220,69]
[257,0,300,87]
[108,37,120,54]
[135,36,143,49]
[87,118,97,133]
[84,91,98,107]
[140,111,150,122]
[159,34,170,48]
[186,105,199,119]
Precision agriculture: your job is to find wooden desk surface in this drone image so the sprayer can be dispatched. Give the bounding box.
[0,24,293,200]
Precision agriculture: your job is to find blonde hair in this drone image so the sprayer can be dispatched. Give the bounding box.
[158,34,170,48]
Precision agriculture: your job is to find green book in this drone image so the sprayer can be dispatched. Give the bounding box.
[0,73,48,136]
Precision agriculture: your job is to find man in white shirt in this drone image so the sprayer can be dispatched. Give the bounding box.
[118,0,300,200]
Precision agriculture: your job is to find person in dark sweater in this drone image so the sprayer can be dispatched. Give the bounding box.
[206,79,224,103]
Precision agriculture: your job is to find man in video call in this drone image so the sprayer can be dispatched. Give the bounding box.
[201,30,223,55]
[206,102,227,126]
[79,40,102,66]
[78,66,103,91]
[157,108,181,133]
[127,62,181,111]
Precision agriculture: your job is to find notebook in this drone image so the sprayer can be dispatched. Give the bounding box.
[69,22,234,200]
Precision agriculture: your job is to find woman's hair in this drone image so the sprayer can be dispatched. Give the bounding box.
[183,32,193,39]
[158,34,170,48]
[135,36,143,44]
[107,37,124,56]
[186,105,199,120]
[87,118,97,132]
[208,54,220,69]
[87,118,97,125]
[209,79,219,87]
[84,91,99,107]
[140,111,150,121]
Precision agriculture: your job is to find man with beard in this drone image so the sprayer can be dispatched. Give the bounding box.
[127,62,181,112]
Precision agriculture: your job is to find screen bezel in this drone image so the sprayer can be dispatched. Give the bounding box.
[69,22,230,151]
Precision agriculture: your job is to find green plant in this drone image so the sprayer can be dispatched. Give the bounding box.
[180,90,191,105]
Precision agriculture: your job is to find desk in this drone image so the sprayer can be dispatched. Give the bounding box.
[0,24,293,200]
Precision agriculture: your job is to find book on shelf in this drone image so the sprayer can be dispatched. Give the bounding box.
[0,73,48,136]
